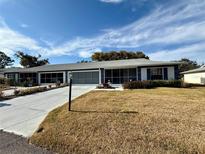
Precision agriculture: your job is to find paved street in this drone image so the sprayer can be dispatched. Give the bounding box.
[0,85,95,137]
[0,130,53,154]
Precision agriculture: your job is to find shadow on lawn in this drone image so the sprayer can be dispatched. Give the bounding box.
[71,110,139,114]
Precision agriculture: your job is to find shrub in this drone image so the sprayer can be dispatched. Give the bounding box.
[0,84,7,89]
[0,77,12,85]
[7,79,17,86]
[56,81,61,87]
[123,80,186,89]
[0,77,6,84]
[96,83,114,89]
[123,80,153,89]
[150,80,183,88]
[18,87,47,96]
[14,89,20,96]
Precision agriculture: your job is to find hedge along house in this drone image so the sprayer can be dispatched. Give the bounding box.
[2,58,181,85]
[182,66,205,85]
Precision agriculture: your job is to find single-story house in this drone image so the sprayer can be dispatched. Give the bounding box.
[1,58,181,85]
[182,66,205,85]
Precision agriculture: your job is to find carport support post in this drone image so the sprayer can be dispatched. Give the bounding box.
[68,78,72,111]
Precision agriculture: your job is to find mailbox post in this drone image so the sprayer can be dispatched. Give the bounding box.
[68,73,72,111]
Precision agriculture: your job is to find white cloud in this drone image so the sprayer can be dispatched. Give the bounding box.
[0,0,205,62]
[99,0,124,3]
[148,42,205,63]
[79,48,102,58]
[44,0,205,60]
[0,18,46,56]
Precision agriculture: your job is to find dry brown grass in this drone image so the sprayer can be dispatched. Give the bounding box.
[30,87,205,154]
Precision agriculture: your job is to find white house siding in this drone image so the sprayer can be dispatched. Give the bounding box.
[184,72,205,85]
[38,73,41,85]
[168,67,175,80]
[141,68,147,80]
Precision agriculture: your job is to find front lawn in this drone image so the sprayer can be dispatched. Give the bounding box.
[30,87,205,154]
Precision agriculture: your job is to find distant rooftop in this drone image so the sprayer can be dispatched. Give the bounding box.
[2,58,181,73]
[182,66,205,74]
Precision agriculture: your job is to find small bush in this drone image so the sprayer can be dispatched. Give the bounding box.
[14,89,20,96]
[123,80,187,89]
[0,77,7,84]
[56,81,61,87]
[123,80,153,89]
[6,79,17,86]
[96,83,114,89]
[17,87,47,96]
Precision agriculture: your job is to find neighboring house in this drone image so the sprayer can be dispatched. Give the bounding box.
[1,58,181,85]
[182,66,205,85]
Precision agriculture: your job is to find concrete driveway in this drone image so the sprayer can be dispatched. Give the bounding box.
[0,85,96,137]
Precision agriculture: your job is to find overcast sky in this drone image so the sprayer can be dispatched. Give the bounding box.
[0,0,205,65]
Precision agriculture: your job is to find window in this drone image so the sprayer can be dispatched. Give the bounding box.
[40,73,64,83]
[150,68,163,80]
[120,69,128,77]
[201,77,205,84]
[7,73,15,80]
[19,73,37,83]
[129,68,137,81]
[105,68,137,84]
[105,70,112,77]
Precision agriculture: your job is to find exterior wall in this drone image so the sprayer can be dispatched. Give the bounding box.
[100,68,104,84]
[0,73,4,78]
[141,68,147,80]
[15,73,19,82]
[38,73,41,85]
[168,67,175,80]
[184,72,205,84]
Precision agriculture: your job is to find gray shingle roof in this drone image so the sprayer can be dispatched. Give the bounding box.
[0,67,23,73]
[2,58,181,73]
[181,67,205,74]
